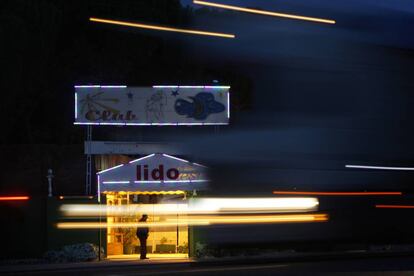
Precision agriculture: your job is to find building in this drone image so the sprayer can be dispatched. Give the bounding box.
[61,84,230,258]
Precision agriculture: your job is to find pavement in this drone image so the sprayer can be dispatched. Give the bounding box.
[2,249,414,275]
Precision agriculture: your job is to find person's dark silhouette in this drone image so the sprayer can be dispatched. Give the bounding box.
[136,214,149,259]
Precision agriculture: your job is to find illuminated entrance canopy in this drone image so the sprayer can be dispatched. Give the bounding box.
[97,153,208,193]
[74,85,230,126]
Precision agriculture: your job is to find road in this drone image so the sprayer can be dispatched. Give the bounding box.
[8,256,414,276]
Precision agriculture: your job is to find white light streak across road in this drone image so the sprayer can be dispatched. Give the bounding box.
[60,197,319,217]
[345,165,414,171]
[57,214,328,229]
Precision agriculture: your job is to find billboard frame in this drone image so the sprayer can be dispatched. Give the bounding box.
[74,85,230,126]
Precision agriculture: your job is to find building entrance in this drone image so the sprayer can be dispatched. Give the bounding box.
[105,191,189,259]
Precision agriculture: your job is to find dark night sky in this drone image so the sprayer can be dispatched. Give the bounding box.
[1,0,414,194]
[175,0,414,191]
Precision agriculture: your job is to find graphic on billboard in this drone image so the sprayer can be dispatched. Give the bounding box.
[74,85,230,125]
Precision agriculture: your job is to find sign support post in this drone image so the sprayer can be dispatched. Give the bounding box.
[86,125,92,195]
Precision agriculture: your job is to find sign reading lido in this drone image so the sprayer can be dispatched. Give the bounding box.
[74,85,230,125]
[97,153,209,194]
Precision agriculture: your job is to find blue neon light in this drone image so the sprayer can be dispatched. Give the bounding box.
[74,85,127,88]
[153,85,230,89]
[74,122,229,126]
[75,93,78,119]
[162,154,189,163]
[97,164,124,174]
[129,154,156,164]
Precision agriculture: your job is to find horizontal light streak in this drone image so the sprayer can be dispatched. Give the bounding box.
[0,196,29,201]
[134,180,161,184]
[166,214,328,224]
[193,0,335,24]
[61,197,318,217]
[74,85,127,88]
[57,221,208,229]
[193,197,319,213]
[74,122,229,126]
[375,205,414,209]
[57,213,327,229]
[105,191,186,195]
[101,85,127,88]
[346,165,414,171]
[89,17,235,39]
[164,180,208,183]
[102,181,130,184]
[101,180,209,184]
[273,191,402,196]
[75,85,229,89]
[62,204,189,216]
[153,85,230,89]
[59,196,94,200]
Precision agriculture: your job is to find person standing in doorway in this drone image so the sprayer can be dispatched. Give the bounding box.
[136,214,149,260]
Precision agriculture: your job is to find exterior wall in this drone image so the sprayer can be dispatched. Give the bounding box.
[47,197,105,257]
[0,196,46,259]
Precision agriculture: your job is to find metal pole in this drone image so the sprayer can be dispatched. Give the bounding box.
[176,212,179,253]
[86,126,92,195]
[47,169,54,197]
[98,197,102,261]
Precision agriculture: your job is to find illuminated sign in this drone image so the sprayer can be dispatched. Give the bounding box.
[74,85,230,126]
[97,153,208,193]
[136,165,179,181]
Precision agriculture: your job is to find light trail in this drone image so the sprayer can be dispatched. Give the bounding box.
[60,197,319,217]
[89,17,235,39]
[375,205,414,209]
[193,197,319,213]
[273,191,402,196]
[165,214,328,224]
[57,221,209,229]
[0,196,29,201]
[57,213,328,229]
[345,165,414,171]
[193,0,335,25]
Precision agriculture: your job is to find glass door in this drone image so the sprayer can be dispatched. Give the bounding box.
[106,192,189,258]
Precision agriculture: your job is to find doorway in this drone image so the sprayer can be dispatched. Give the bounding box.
[105,191,189,259]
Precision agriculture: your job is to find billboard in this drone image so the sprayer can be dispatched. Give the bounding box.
[74,85,230,125]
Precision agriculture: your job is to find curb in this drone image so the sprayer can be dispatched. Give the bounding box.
[194,250,414,267]
[0,259,192,274]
